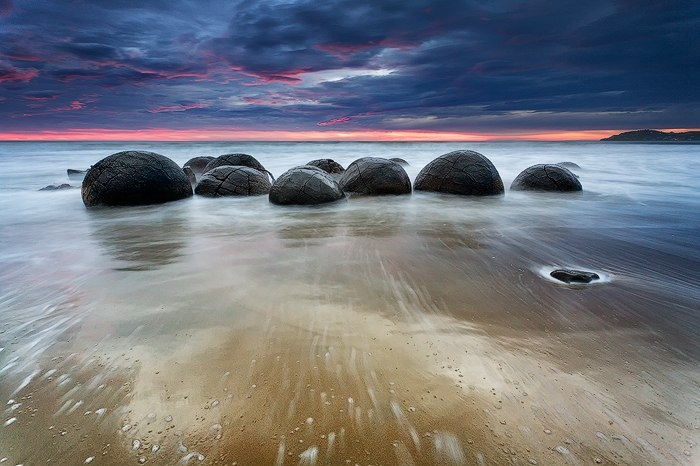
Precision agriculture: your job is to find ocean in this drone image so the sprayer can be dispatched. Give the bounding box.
[0,141,699,465]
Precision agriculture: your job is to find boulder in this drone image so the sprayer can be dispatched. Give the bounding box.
[203,153,273,180]
[389,157,409,166]
[269,166,344,205]
[81,151,193,207]
[339,157,411,196]
[414,150,504,196]
[510,164,582,192]
[306,158,345,176]
[195,166,271,197]
[550,269,600,284]
[182,156,214,180]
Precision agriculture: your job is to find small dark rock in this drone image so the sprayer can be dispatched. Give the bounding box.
[183,166,197,186]
[414,150,504,196]
[306,159,345,176]
[550,269,600,284]
[195,166,271,197]
[82,151,193,207]
[389,157,409,166]
[511,164,582,192]
[40,183,73,191]
[269,166,344,205]
[183,156,215,181]
[339,157,411,196]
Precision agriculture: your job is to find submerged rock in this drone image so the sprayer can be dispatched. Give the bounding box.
[195,166,271,197]
[550,269,600,284]
[269,166,344,205]
[40,183,73,191]
[389,157,409,166]
[511,164,582,192]
[339,157,411,196]
[414,150,504,196]
[183,156,215,180]
[81,151,193,207]
[557,161,581,169]
[306,159,345,176]
[67,169,86,180]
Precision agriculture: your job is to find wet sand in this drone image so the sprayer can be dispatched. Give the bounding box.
[2,216,699,466]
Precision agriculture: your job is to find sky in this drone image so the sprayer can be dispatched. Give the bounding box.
[0,0,698,140]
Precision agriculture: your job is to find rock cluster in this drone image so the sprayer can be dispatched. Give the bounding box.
[78,148,585,208]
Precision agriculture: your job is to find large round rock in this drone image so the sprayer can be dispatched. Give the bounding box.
[269,166,344,205]
[82,151,193,207]
[195,166,271,197]
[414,150,504,196]
[339,157,411,196]
[306,159,345,176]
[510,164,582,192]
[203,153,269,176]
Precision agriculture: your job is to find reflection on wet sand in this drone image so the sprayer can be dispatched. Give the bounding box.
[1,200,699,465]
[89,205,188,271]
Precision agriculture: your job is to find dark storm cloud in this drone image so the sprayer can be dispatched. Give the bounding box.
[0,0,698,134]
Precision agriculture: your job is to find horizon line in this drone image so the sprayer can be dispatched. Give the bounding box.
[0,128,697,142]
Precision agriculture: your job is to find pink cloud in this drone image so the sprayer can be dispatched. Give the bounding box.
[55,100,86,111]
[317,116,352,126]
[0,62,38,83]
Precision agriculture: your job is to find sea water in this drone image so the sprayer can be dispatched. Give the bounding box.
[0,141,699,465]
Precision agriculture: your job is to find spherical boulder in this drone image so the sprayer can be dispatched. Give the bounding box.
[82,151,193,207]
[414,150,504,196]
[195,166,271,197]
[203,153,272,180]
[339,157,411,196]
[510,164,582,192]
[269,166,344,205]
[306,159,345,176]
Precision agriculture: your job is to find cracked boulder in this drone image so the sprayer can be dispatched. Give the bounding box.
[389,157,409,166]
[339,157,411,196]
[194,166,271,197]
[510,164,582,192]
[414,150,504,196]
[269,166,344,205]
[306,158,345,177]
[182,156,215,181]
[202,153,273,181]
[82,151,193,207]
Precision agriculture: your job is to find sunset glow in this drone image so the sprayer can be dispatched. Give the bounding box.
[0,128,683,142]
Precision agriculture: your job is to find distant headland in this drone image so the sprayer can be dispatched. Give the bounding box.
[601,129,700,142]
